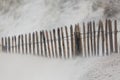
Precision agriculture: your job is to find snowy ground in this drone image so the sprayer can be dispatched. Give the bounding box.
[0,53,120,80]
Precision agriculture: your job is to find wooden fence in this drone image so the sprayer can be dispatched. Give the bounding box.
[1,19,119,58]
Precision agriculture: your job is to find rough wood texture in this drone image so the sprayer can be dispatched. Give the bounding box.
[29,33,31,53]
[36,31,39,55]
[100,21,105,55]
[32,32,35,55]
[105,19,108,55]
[53,29,58,57]
[40,31,43,56]
[14,36,17,53]
[108,20,113,53]
[43,31,47,57]
[97,21,101,56]
[65,26,70,58]
[46,30,51,57]
[83,23,86,56]
[87,23,90,56]
[21,35,24,54]
[114,20,118,53]
[25,34,28,54]
[8,37,11,53]
[4,37,7,52]
[1,37,4,52]
[89,22,93,55]
[93,21,96,55]
[50,31,54,57]
[58,28,62,57]
[70,25,74,57]
[18,35,20,53]
[61,27,66,58]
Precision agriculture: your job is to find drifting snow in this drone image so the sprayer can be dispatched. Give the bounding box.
[0,53,120,80]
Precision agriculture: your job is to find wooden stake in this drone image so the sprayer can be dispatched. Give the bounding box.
[18,35,20,53]
[25,34,28,54]
[43,31,47,57]
[40,31,43,56]
[83,23,86,56]
[61,27,66,58]
[93,21,96,55]
[58,28,62,57]
[53,29,58,57]
[21,35,24,54]
[29,33,31,54]
[32,32,35,55]
[70,25,74,57]
[114,20,118,53]
[36,31,39,55]
[105,19,108,55]
[65,26,70,58]
[50,31,54,57]
[46,30,51,57]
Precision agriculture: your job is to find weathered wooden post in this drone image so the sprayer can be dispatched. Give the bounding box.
[70,25,74,57]
[89,22,93,56]
[61,27,66,58]
[114,20,118,53]
[93,21,96,55]
[58,28,62,57]
[32,32,35,55]
[8,37,11,53]
[53,29,58,57]
[100,21,105,55]
[29,33,31,54]
[50,31,54,57]
[18,35,20,53]
[65,26,70,58]
[74,24,82,56]
[21,35,24,54]
[87,23,90,56]
[97,21,101,56]
[12,37,14,53]
[83,23,86,56]
[40,31,43,56]
[14,36,17,53]
[108,20,113,53]
[1,37,4,52]
[25,34,28,54]
[5,37,7,52]
[43,31,47,57]
[46,30,51,57]
[105,19,108,55]
[36,31,39,55]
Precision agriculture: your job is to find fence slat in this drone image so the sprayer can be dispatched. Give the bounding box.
[25,34,28,54]
[70,25,74,57]
[43,31,47,57]
[40,31,43,56]
[108,20,113,53]
[114,20,118,53]
[5,37,7,52]
[58,28,62,57]
[105,19,108,55]
[83,23,86,56]
[87,23,90,56]
[14,36,17,53]
[8,37,11,53]
[29,33,31,54]
[12,37,14,53]
[32,32,35,55]
[65,26,70,58]
[61,27,66,58]
[1,37,4,52]
[90,22,93,56]
[18,35,20,53]
[53,29,58,57]
[50,31,54,57]
[100,21,105,55]
[36,31,39,55]
[93,21,96,55]
[46,30,51,57]
[21,35,24,54]
[97,21,101,56]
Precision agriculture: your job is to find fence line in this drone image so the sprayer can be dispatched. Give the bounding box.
[1,19,119,58]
